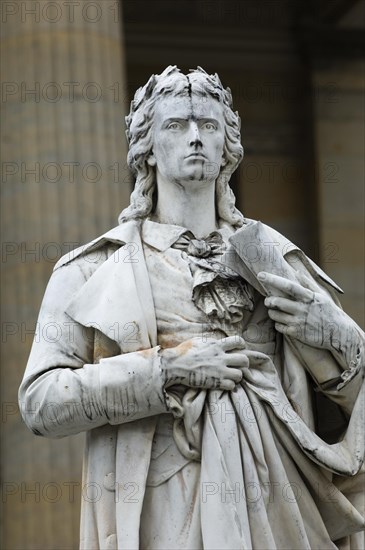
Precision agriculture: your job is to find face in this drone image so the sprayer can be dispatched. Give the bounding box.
[148,93,226,188]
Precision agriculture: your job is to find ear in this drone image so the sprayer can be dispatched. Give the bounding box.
[221,155,227,167]
[147,151,156,166]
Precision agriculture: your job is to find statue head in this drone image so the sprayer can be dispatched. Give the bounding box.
[119,66,244,227]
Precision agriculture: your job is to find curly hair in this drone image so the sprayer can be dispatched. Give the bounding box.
[119,66,244,227]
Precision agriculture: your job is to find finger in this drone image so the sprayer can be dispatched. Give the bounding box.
[258,272,313,303]
[219,379,236,391]
[191,373,222,390]
[221,336,246,351]
[221,366,243,384]
[264,296,302,314]
[295,271,319,293]
[274,322,302,338]
[242,349,272,364]
[225,353,249,368]
[267,310,294,325]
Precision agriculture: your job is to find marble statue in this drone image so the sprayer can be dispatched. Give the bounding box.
[19,66,364,549]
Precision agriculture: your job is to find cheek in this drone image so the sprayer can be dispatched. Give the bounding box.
[213,136,225,155]
[157,137,186,163]
[154,138,173,162]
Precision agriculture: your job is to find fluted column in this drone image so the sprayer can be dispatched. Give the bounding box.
[1,1,129,547]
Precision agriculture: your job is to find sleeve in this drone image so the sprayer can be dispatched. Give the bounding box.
[18,260,169,439]
[285,251,364,415]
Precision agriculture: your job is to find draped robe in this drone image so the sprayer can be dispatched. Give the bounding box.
[19,218,365,549]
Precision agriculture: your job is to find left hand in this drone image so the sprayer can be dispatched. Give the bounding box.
[258,271,344,350]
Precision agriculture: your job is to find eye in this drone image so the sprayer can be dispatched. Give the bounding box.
[203,122,217,131]
[167,121,182,130]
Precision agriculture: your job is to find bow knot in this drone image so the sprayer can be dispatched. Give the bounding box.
[173,231,224,258]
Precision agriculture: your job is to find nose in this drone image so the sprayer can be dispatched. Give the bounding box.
[188,122,202,148]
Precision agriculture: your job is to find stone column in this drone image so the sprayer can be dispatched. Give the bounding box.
[311,58,364,326]
[1,1,129,547]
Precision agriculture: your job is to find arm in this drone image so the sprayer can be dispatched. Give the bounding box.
[19,261,168,438]
[260,271,364,413]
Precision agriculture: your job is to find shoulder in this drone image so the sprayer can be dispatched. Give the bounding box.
[53,221,142,272]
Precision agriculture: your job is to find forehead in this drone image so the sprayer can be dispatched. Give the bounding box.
[153,94,224,123]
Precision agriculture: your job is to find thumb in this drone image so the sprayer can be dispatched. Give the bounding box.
[242,349,272,366]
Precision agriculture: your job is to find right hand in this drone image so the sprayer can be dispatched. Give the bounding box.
[160,336,248,391]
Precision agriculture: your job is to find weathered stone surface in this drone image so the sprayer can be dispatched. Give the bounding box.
[19,67,365,549]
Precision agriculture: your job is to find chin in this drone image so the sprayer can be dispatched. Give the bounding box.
[181,176,216,188]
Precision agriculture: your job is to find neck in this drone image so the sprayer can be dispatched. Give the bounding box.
[153,177,217,237]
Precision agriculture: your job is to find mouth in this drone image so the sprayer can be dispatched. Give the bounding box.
[185,153,207,161]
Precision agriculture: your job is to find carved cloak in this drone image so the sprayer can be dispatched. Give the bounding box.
[19,219,365,549]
